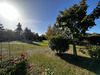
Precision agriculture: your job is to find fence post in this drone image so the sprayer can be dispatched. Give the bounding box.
[8,42,10,60]
[0,43,2,63]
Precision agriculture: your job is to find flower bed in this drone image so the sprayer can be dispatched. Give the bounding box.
[0,53,31,75]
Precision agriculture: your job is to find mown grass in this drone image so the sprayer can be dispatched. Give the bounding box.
[1,40,100,75]
[68,44,90,57]
[0,41,36,58]
[33,40,49,47]
[28,41,100,75]
[29,53,96,75]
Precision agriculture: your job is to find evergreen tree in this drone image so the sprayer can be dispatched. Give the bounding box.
[0,23,4,42]
[0,23,4,32]
[15,23,23,40]
[24,27,33,40]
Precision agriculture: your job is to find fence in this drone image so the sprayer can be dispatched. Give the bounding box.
[0,42,27,63]
[0,42,30,74]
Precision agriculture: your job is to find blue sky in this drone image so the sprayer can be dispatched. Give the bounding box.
[0,0,100,35]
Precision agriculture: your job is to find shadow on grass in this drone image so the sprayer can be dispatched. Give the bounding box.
[56,53,100,74]
[31,42,41,46]
[21,40,41,46]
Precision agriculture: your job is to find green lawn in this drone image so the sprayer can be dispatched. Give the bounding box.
[0,40,100,75]
[33,40,49,47]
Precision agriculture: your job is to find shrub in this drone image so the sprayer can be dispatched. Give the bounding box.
[88,36,100,45]
[48,35,69,53]
[0,53,31,75]
[86,45,100,62]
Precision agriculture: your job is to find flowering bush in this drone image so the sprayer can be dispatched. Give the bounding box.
[0,56,2,59]
[21,53,24,56]
[0,53,31,75]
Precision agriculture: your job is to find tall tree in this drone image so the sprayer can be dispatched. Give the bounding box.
[40,34,46,40]
[4,29,16,41]
[0,23,4,42]
[56,0,98,56]
[0,23,4,32]
[24,27,33,40]
[52,24,58,35]
[15,23,23,40]
[46,24,60,39]
[90,0,100,19]
[34,33,39,40]
[45,25,53,38]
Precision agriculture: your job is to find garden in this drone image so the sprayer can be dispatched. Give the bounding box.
[0,0,100,75]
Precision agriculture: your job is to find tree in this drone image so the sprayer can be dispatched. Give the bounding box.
[4,29,16,41]
[24,27,33,40]
[46,24,61,39]
[0,23,4,42]
[0,23,4,32]
[35,33,39,40]
[15,23,23,40]
[45,25,53,38]
[52,24,58,35]
[40,34,46,41]
[56,0,98,56]
[91,0,100,19]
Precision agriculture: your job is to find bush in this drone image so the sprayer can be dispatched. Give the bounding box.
[86,45,100,62]
[48,35,69,53]
[0,53,31,75]
[88,36,100,45]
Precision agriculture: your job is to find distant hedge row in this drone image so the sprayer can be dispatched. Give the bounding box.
[79,36,100,45]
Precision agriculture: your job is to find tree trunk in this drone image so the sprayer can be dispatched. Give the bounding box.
[72,33,77,56]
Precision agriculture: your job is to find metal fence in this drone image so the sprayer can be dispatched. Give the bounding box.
[0,42,30,74]
[0,42,27,62]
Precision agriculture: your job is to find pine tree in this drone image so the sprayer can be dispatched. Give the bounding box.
[0,23,4,41]
[15,23,23,40]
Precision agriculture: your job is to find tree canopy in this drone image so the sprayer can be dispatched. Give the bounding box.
[56,0,96,36]
[56,0,100,56]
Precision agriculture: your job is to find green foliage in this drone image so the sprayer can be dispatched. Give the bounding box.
[86,45,100,62]
[45,25,53,39]
[0,22,44,42]
[46,24,60,39]
[88,36,100,45]
[49,35,69,53]
[15,23,23,40]
[55,0,100,56]
[91,1,100,19]
[42,68,54,75]
[40,34,47,41]
[56,0,96,35]
[0,70,5,75]
[79,35,100,45]
[24,27,34,41]
[0,53,30,75]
